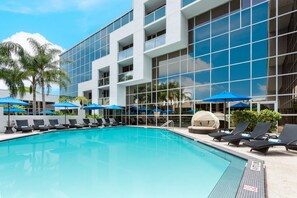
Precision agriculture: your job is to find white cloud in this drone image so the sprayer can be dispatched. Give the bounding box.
[0,0,105,14]
[257,83,267,92]
[1,32,64,95]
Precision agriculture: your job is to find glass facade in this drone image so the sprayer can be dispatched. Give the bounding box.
[121,0,297,126]
[60,10,133,98]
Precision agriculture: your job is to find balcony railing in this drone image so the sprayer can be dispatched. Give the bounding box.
[145,5,166,26]
[182,0,196,7]
[144,34,166,51]
[118,47,133,61]
[118,71,133,82]
[98,77,110,87]
[98,97,110,105]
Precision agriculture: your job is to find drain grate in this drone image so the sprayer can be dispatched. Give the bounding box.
[250,161,261,171]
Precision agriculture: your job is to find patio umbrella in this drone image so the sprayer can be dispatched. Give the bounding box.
[52,102,79,125]
[105,105,124,110]
[152,108,162,112]
[230,102,250,109]
[187,109,197,113]
[0,97,28,134]
[4,107,26,113]
[139,107,152,111]
[164,110,173,114]
[203,92,251,131]
[84,103,104,123]
[39,109,55,115]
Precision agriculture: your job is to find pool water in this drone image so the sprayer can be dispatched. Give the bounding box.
[0,127,246,198]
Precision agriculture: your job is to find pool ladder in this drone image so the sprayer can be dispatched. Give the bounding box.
[161,120,174,130]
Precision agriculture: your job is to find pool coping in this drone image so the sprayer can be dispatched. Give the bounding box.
[0,126,266,198]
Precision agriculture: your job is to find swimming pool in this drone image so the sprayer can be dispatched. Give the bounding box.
[0,127,246,198]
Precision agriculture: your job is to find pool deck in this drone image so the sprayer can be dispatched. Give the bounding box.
[0,127,296,198]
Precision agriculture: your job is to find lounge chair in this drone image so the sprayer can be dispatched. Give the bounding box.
[83,119,98,128]
[208,122,249,141]
[188,111,220,134]
[130,117,137,125]
[49,119,66,130]
[33,119,49,131]
[115,118,126,126]
[15,120,33,133]
[138,117,145,125]
[96,118,109,127]
[222,122,272,146]
[108,118,118,126]
[244,124,297,153]
[69,119,84,128]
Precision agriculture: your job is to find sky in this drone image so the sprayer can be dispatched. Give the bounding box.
[0,0,132,95]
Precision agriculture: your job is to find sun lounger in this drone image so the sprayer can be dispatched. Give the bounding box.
[15,120,33,133]
[208,122,249,141]
[49,119,66,130]
[33,119,49,131]
[108,118,118,126]
[83,119,98,128]
[222,122,272,146]
[69,119,84,128]
[96,118,109,127]
[244,124,297,153]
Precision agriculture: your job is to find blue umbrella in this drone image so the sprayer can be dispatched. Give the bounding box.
[0,97,29,133]
[152,108,162,112]
[84,103,104,123]
[187,109,197,113]
[39,109,55,115]
[230,102,250,109]
[105,105,124,110]
[52,102,79,124]
[203,92,251,131]
[139,107,152,111]
[4,107,26,113]
[164,110,174,114]
[130,106,138,111]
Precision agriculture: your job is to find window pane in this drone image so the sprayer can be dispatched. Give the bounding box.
[195,55,211,71]
[252,58,276,78]
[195,85,210,100]
[195,40,210,56]
[181,73,195,87]
[231,80,250,96]
[230,27,251,47]
[252,21,268,42]
[252,40,268,60]
[252,2,268,24]
[195,70,210,85]
[212,34,228,52]
[230,63,250,81]
[212,67,228,83]
[242,9,251,27]
[212,83,228,95]
[230,45,250,64]
[212,17,229,37]
[195,24,210,42]
[212,50,229,68]
[230,13,240,31]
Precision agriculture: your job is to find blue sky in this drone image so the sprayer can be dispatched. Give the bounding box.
[0,0,132,49]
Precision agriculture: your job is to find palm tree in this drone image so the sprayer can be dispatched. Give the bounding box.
[74,96,89,108]
[27,38,71,115]
[59,96,71,102]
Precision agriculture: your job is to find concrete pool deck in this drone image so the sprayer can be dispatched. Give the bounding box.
[0,127,296,198]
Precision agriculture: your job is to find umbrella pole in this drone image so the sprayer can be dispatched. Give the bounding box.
[224,100,226,132]
[65,107,67,125]
[8,103,10,127]
[93,110,95,123]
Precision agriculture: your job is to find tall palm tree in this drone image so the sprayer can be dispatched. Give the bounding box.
[74,96,89,108]
[27,38,71,115]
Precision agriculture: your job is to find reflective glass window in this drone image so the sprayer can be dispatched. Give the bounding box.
[212,34,228,52]
[230,63,250,81]
[195,55,211,71]
[212,17,229,37]
[230,13,240,31]
[231,80,250,96]
[211,83,228,95]
[252,59,274,78]
[252,21,268,42]
[195,11,210,27]
[195,24,210,42]
[181,73,195,87]
[230,45,250,64]
[252,2,268,24]
[158,66,167,78]
[252,77,275,96]
[168,76,180,88]
[168,62,180,76]
[212,50,229,68]
[212,67,228,83]
[195,85,211,100]
[242,0,251,9]
[195,70,210,85]
[242,9,251,27]
[230,27,250,47]
[195,40,210,56]
[252,40,268,60]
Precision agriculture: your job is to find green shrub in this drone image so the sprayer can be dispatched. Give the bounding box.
[231,109,281,132]
[86,114,102,119]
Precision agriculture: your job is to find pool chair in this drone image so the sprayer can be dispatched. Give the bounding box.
[83,119,98,128]
[244,124,297,154]
[115,118,126,126]
[222,122,272,147]
[108,118,118,126]
[96,118,109,127]
[130,117,137,125]
[15,120,34,133]
[49,119,66,130]
[208,122,249,141]
[138,117,145,125]
[188,111,220,134]
[69,119,84,128]
[33,119,49,132]
[147,117,156,125]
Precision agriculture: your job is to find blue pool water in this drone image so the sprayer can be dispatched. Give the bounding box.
[0,127,246,198]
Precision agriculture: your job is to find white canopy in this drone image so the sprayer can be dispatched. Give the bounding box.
[191,111,220,129]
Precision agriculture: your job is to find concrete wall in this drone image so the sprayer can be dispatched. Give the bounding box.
[0,107,86,133]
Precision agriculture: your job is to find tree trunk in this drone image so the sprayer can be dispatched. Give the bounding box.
[41,78,46,115]
[32,79,37,115]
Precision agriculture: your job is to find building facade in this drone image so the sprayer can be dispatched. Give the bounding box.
[61,0,297,127]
